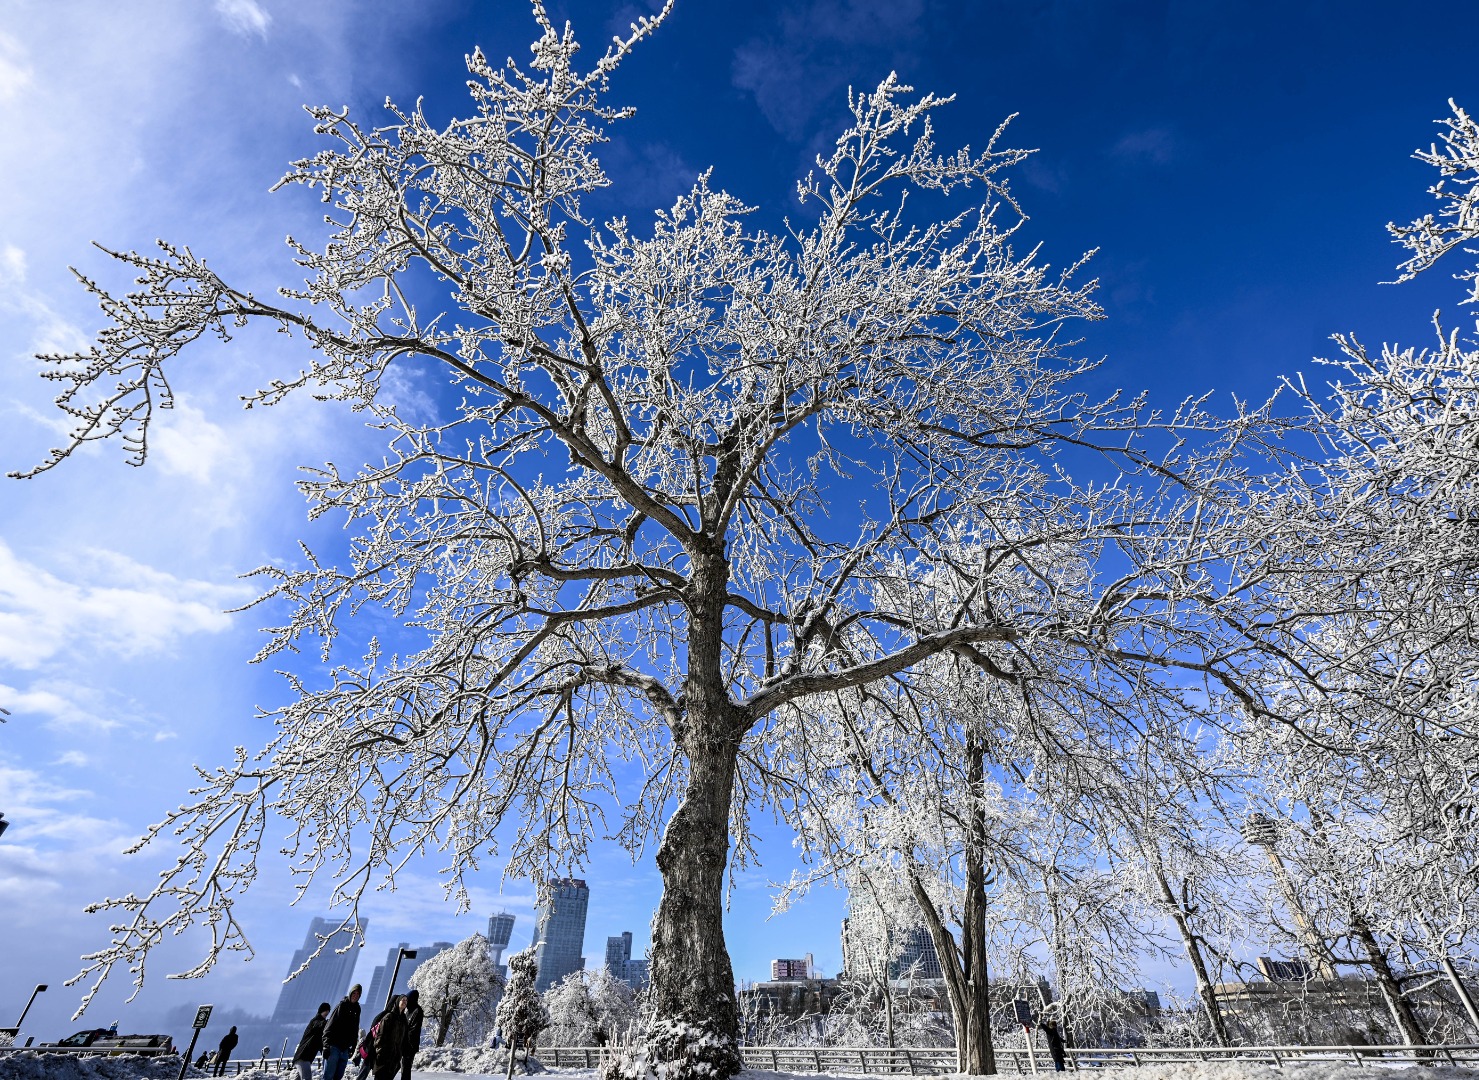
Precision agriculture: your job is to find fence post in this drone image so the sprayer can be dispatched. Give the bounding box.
[813,1049,822,1072]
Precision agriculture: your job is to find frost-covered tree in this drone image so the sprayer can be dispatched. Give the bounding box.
[782,660,1215,1070]
[409,933,502,1047]
[543,967,636,1046]
[19,3,1292,1075]
[495,949,548,1078]
[1213,101,1479,1045]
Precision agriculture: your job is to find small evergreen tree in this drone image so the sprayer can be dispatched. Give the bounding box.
[496,949,549,1079]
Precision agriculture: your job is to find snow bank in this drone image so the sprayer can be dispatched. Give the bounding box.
[412,1046,550,1074]
[0,1052,199,1080]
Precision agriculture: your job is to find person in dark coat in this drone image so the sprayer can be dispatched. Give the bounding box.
[322,984,363,1080]
[354,1006,390,1080]
[371,998,409,1080]
[293,1002,332,1080]
[213,1026,239,1076]
[400,990,424,1080]
[1039,1017,1068,1072]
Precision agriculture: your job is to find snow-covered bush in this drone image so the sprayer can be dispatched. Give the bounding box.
[544,967,637,1046]
[600,1017,739,1080]
[410,932,502,1046]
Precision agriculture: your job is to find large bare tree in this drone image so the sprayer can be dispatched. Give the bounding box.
[15,5,1281,1074]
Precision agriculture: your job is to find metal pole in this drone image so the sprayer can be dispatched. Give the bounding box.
[178,1028,203,1080]
[14,984,47,1029]
[385,949,417,1013]
[1443,957,1479,1033]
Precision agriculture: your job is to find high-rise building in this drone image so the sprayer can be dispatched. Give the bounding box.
[365,941,454,1012]
[270,917,367,1025]
[891,927,942,980]
[604,932,632,972]
[532,878,589,992]
[603,930,649,989]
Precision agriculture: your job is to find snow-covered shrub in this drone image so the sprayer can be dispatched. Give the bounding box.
[599,1017,742,1080]
[544,967,638,1046]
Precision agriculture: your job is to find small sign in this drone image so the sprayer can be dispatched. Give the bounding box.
[193,1006,213,1030]
[1013,1000,1033,1026]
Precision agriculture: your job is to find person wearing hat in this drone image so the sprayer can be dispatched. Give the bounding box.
[399,990,424,1080]
[294,1002,333,1080]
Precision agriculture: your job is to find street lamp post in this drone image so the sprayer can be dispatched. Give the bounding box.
[385,949,418,1012]
[15,984,47,1030]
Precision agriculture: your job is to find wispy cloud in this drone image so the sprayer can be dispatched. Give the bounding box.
[0,539,249,673]
[0,32,32,102]
[1111,126,1177,166]
[732,0,928,141]
[216,0,272,39]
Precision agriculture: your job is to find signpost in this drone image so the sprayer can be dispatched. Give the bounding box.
[177,1005,212,1080]
[1013,1001,1038,1074]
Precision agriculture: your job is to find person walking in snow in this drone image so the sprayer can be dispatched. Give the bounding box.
[399,990,424,1080]
[354,1004,389,1080]
[213,1026,239,1076]
[293,1002,332,1080]
[371,997,408,1080]
[322,984,363,1080]
[1039,1016,1068,1072]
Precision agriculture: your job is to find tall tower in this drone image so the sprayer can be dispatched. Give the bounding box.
[488,911,516,974]
[270,917,367,1024]
[531,878,589,992]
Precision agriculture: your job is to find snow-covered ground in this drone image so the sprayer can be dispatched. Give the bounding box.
[7,1058,1479,1080]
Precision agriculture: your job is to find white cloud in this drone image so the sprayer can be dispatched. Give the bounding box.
[56,749,90,767]
[0,681,117,731]
[0,32,32,102]
[0,242,25,284]
[0,539,251,673]
[216,0,272,38]
[153,399,234,485]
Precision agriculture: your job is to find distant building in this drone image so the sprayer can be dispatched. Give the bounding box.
[365,941,453,1012]
[771,954,814,981]
[604,931,650,990]
[532,878,589,992]
[891,927,942,981]
[739,977,843,1034]
[270,917,366,1025]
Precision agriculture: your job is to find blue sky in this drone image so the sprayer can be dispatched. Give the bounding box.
[2,0,1478,1045]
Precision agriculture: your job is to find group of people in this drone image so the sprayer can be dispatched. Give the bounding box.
[289,984,424,1080]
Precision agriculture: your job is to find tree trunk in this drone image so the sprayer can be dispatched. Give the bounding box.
[1152,865,1231,1047]
[649,732,742,1053]
[882,968,896,1049]
[959,733,997,1075]
[645,546,745,1078]
[1350,913,1428,1047]
[909,732,995,1075]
